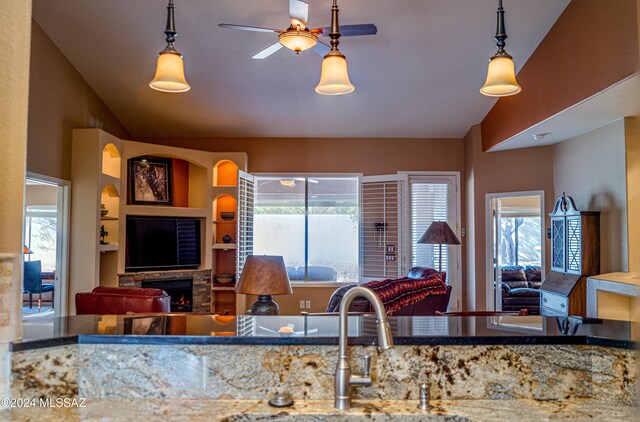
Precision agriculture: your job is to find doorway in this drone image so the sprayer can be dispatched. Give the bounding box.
[486,191,544,312]
[23,173,70,321]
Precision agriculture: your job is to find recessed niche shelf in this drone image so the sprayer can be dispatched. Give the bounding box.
[212,243,237,250]
[99,244,119,253]
[213,160,239,187]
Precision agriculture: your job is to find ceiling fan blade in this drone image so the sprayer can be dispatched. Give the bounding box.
[219,23,281,33]
[252,42,284,59]
[310,41,330,57]
[316,24,378,37]
[289,0,309,29]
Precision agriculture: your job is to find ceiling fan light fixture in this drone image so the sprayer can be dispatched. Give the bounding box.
[149,0,190,93]
[315,51,354,95]
[480,0,520,97]
[480,52,520,97]
[278,29,318,53]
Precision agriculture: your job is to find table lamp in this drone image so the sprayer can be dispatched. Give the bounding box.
[235,255,292,315]
[418,221,461,273]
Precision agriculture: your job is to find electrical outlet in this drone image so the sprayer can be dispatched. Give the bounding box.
[299,300,305,309]
[305,300,311,309]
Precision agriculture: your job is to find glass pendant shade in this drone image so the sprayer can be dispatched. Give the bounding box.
[480,54,521,97]
[315,54,355,95]
[278,31,317,53]
[149,51,191,93]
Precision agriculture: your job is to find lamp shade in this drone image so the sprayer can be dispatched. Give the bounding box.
[235,255,292,296]
[315,53,355,95]
[279,31,317,53]
[418,221,461,245]
[23,245,33,254]
[149,51,191,93]
[480,54,521,97]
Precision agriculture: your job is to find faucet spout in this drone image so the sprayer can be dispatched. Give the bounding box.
[335,286,394,410]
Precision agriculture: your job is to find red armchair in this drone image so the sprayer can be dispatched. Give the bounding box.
[75,287,170,315]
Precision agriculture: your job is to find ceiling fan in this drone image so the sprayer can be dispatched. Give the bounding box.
[219,0,377,59]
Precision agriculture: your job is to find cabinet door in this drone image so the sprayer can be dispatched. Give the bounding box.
[236,171,255,278]
[565,216,582,275]
[551,217,565,272]
[360,174,407,281]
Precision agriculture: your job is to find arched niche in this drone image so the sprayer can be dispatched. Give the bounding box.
[213,160,239,187]
[101,143,121,178]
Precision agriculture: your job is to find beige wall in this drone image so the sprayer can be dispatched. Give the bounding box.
[624,116,640,272]
[464,125,555,311]
[248,287,336,315]
[135,137,465,176]
[553,120,629,273]
[27,21,130,181]
[0,0,32,400]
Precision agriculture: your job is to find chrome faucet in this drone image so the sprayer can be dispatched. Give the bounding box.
[335,286,394,410]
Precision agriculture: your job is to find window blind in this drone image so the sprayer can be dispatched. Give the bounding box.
[410,181,450,275]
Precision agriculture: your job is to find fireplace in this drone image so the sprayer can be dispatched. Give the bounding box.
[142,278,193,312]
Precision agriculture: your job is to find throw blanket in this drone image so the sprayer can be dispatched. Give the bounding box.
[363,275,447,315]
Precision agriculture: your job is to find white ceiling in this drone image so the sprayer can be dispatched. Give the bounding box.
[33,0,570,139]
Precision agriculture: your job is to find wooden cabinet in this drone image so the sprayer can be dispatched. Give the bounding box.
[541,193,600,317]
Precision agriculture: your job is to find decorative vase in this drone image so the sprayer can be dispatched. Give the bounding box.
[222,235,232,244]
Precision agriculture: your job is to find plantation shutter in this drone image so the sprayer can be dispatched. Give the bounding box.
[360,174,407,281]
[236,171,255,278]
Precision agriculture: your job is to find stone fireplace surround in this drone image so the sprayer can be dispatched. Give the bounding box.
[118,269,212,312]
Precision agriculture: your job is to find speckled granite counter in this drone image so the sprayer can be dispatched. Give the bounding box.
[8,315,638,420]
[2,398,637,421]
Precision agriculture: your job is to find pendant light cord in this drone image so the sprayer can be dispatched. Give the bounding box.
[494,0,507,53]
[164,0,177,47]
[329,0,341,52]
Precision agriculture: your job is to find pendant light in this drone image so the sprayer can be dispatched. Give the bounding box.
[480,0,521,97]
[149,0,191,93]
[315,0,355,95]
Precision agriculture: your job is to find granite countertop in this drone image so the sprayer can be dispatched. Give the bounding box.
[12,314,636,351]
[3,398,636,421]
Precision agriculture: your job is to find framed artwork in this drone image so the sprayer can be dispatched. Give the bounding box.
[128,156,173,205]
[123,315,168,335]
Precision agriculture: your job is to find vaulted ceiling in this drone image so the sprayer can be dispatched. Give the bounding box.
[33,0,570,139]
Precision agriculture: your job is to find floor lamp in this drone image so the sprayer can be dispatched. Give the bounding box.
[418,221,461,274]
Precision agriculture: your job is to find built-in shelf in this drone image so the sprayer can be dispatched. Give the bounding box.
[212,243,237,250]
[99,243,119,253]
[100,216,118,221]
[125,205,208,218]
[212,186,237,198]
[211,284,236,291]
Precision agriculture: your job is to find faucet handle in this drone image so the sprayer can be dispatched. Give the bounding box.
[363,355,372,377]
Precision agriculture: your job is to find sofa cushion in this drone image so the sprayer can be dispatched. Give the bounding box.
[525,266,542,281]
[528,281,542,289]
[407,266,446,283]
[501,266,527,281]
[506,287,541,298]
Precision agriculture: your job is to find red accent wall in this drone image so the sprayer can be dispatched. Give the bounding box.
[481,0,639,151]
[172,159,189,207]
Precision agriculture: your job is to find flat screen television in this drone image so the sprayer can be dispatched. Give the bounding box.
[125,216,201,272]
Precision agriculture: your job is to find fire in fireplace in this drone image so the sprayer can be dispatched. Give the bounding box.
[142,278,193,312]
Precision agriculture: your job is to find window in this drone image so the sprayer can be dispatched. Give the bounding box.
[253,176,359,282]
[499,217,542,266]
[24,206,57,272]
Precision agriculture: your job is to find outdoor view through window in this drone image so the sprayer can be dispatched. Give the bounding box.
[254,176,359,282]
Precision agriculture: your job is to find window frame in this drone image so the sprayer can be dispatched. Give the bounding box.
[252,172,362,287]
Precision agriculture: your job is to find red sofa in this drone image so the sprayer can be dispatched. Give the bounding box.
[75,287,171,315]
[326,267,451,316]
